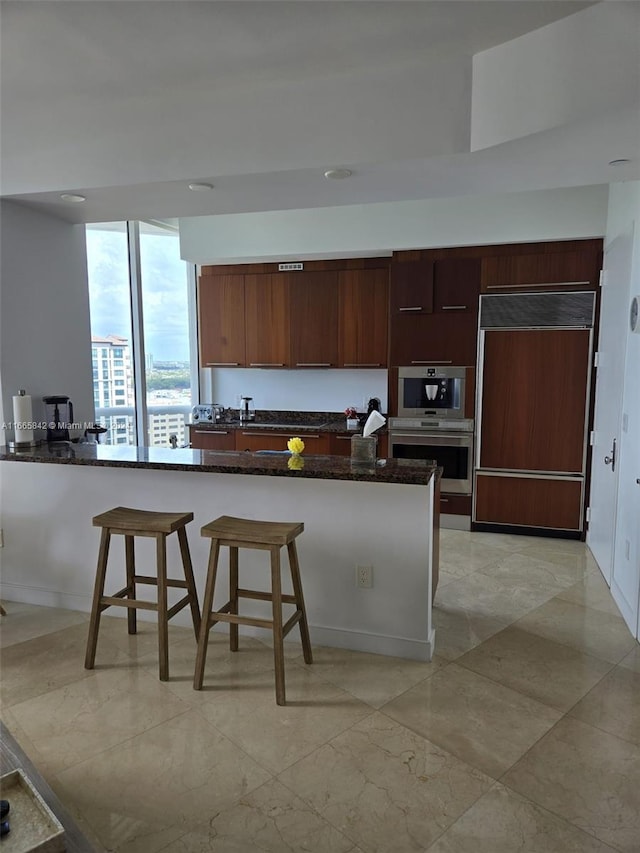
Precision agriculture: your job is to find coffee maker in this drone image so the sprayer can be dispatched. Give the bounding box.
[43,395,73,443]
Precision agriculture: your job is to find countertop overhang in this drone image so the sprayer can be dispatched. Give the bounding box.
[0,444,440,486]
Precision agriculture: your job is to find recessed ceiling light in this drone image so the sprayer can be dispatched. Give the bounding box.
[60,193,86,203]
[188,182,214,191]
[324,169,352,180]
[608,159,631,167]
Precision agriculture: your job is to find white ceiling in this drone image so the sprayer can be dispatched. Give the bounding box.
[1,0,638,224]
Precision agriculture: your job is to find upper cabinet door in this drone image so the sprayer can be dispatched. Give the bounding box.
[245,274,290,367]
[433,258,480,313]
[339,268,389,368]
[289,271,339,367]
[481,251,599,293]
[390,259,434,314]
[198,275,246,367]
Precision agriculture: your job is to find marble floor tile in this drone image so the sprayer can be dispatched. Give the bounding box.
[437,539,508,580]
[503,716,640,853]
[619,643,640,673]
[197,662,373,774]
[432,605,508,661]
[278,712,492,853]
[162,779,360,853]
[569,665,640,745]
[0,602,88,647]
[554,570,623,616]
[0,620,128,708]
[427,782,618,852]
[293,645,444,709]
[517,543,600,577]
[382,664,561,778]
[88,612,195,664]
[479,551,587,591]
[434,570,558,626]
[514,598,637,664]
[53,709,271,852]
[456,626,613,712]
[10,666,191,773]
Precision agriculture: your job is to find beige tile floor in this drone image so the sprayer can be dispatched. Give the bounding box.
[1,529,639,852]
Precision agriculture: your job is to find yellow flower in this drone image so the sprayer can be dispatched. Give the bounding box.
[287,436,305,455]
[288,454,305,470]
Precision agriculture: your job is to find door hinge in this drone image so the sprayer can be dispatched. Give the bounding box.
[599,269,607,287]
[594,351,600,368]
[586,506,591,523]
[590,430,596,446]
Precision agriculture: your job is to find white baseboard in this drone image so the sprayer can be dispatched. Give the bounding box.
[0,583,436,662]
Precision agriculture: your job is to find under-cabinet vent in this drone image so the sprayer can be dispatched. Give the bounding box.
[278,262,304,271]
[480,291,595,329]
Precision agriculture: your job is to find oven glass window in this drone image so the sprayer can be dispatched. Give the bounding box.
[393,442,469,480]
[402,378,461,411]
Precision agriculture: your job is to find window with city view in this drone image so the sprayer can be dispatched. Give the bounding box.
[86,222,196,447]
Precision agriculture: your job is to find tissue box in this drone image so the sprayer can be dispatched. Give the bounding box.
[351,435,377,462]
[0,769,65,852]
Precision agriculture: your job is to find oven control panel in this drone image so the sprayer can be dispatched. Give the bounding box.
[389,417,474,432]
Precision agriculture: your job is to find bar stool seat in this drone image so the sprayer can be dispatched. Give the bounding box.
[85,506,201,681]
[194,515,313,705]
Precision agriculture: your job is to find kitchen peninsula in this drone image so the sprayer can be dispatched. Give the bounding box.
[0,445,440,661]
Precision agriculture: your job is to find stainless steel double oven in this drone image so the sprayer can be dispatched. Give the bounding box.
[389,366,473,495]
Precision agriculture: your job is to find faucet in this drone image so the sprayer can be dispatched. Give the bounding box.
[169,434,178,449]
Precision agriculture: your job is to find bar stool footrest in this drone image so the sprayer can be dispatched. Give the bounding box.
[166,595,193,620]
[237,588,297,605]
[134,575,188,589]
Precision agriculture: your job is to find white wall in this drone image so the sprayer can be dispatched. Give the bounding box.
[179,185,609,265]
[202,368,387,414]
[471,3,640,150]
[603,181,640,638]
[0,201,95,441]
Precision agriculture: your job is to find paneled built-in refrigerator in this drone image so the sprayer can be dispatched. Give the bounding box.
[474,291,596,534]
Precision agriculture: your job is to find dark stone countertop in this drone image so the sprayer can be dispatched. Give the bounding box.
[189,410,388,435]
[0,443,439,486]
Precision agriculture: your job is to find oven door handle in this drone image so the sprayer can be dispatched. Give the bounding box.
[390,432,472,441]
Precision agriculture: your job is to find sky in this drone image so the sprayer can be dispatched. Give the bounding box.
[86,225,191,363]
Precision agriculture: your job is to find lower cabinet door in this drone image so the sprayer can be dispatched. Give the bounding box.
[236,431,330,454]
[474,473,583,531]
[440,494,472,516]
[189,429,235,451]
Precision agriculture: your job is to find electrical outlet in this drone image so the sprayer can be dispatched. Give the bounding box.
[356,564,373,588]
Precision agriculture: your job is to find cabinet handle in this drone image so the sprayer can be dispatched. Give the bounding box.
[242,432,320,439]
[343,363,382,367]
[441,305,468,310]
[249,363,285,367]
[410,360,453,365]
[440,498,449,503]
[195,430,229,435]
[335,435,353,440]
[485,281,590,290]
[399,306,423,312]
[295,363,331,367]
[205,362,240,366]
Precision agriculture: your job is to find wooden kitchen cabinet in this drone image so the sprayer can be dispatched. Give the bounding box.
[389,311,478,367]
[289,271,339,367]
[244,274,290,367]
[433,258,480,313]
[481,249,600,293]
[338,268,389,368]
[198,275,246,367]
[475,473,583,531]
[189,427,236,451]
[235,430,330,454]
[390,259,434,314]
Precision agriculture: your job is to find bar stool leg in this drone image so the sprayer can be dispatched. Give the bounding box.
[229,546,239,652]
[125,534,137,635]
[177,527,202,639]
[270,545,286,706]
[85,528,111,669]
[194,538,220,690]
[156,533,169,681]
[287,540,313,665]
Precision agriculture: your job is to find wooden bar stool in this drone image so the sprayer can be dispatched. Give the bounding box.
[194,515,313,705]
[85,506,201,681]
